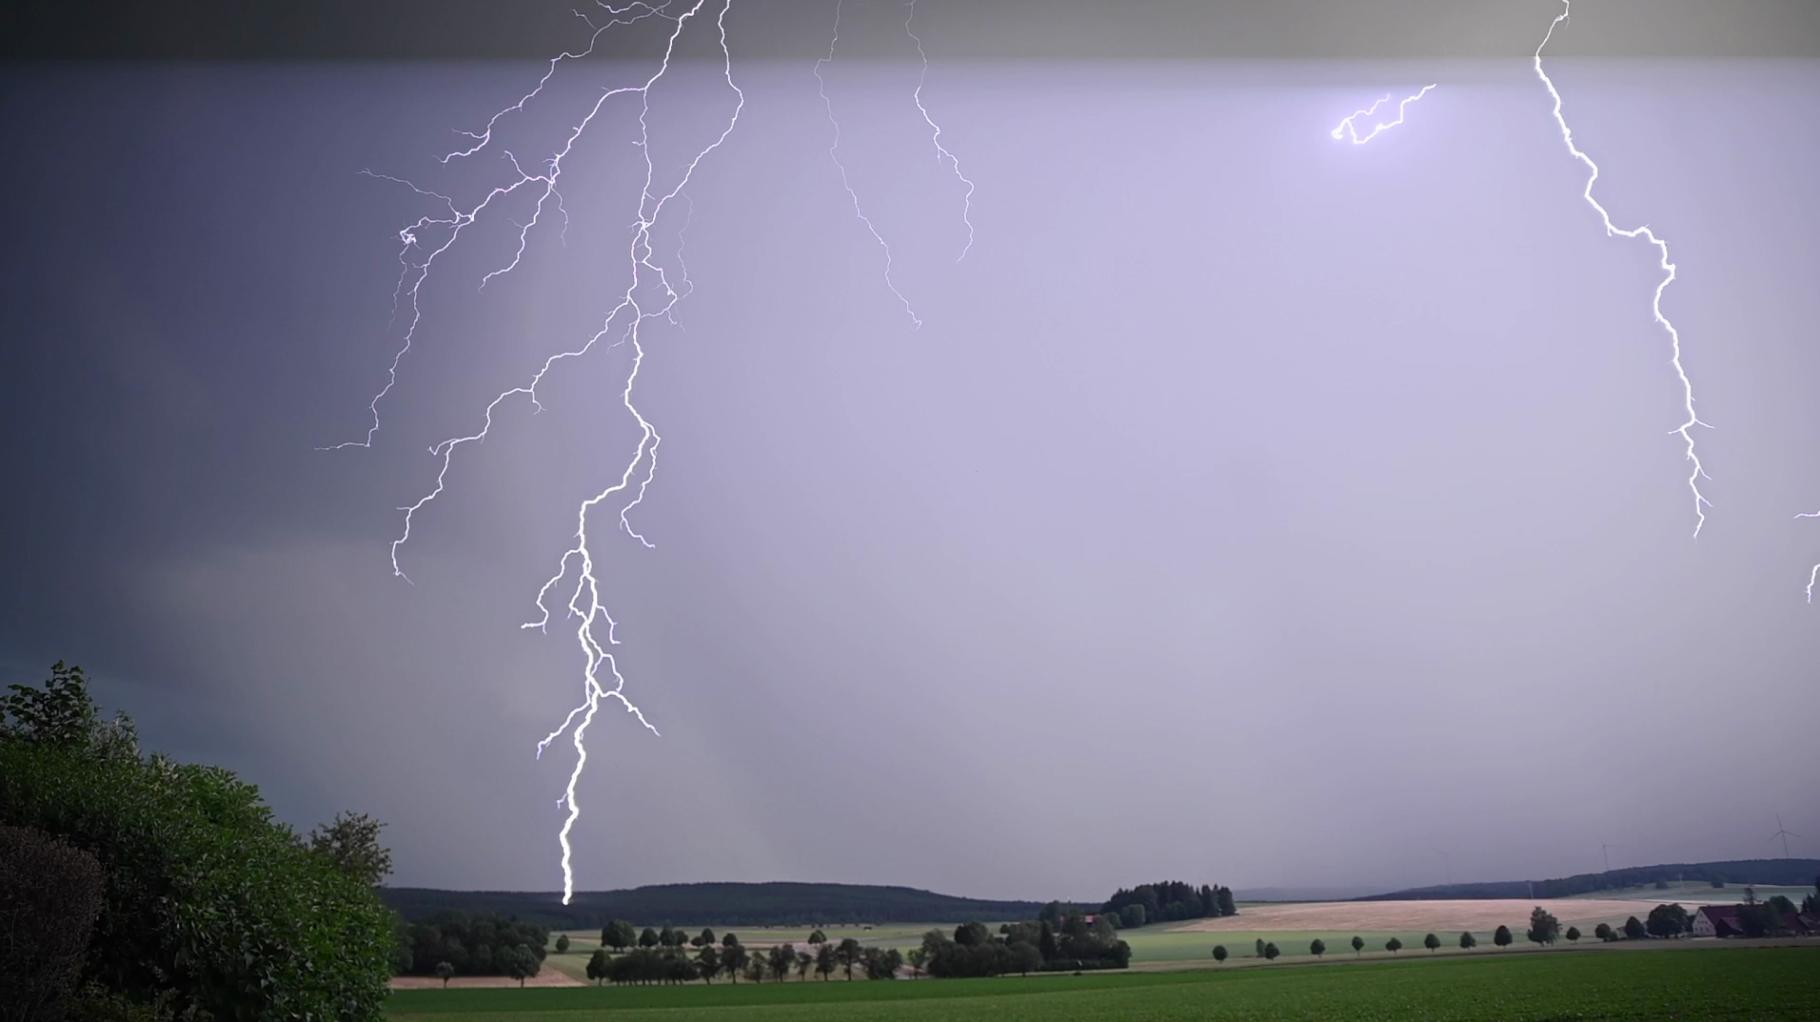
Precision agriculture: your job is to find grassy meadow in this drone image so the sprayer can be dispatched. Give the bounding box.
[389,945,1818,1020]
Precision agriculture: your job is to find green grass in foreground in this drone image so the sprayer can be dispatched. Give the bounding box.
[389,944,1819,1021]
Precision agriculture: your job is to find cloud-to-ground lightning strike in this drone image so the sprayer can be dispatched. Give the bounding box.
[1534,0,1711,537]
[905,0,976,261]
[1330,84,1436,145]
[344,0,743,904]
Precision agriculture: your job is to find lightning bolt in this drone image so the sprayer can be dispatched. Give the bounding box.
[905,0,977,261]
[814,0,922,327]
[1798,511,1820,603]
[342,0,742,904]
[1534,0,1711,536]
[1330,84,1437,145]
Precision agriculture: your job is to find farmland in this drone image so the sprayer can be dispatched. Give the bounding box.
[388,944,1818,1020]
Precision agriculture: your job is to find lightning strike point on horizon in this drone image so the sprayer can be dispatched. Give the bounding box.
[1330,84,1436,145]
[337,0,743,905]
[1534,0,1712,538]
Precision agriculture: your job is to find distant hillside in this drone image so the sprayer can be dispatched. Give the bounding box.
[382,881,1046,929]
[1360,859,1820,902]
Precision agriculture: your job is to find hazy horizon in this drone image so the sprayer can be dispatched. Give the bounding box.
[4,1,1818,904]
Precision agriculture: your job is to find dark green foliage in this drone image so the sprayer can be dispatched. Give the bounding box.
[307,811,392,887]
[584,951,607,985]
[693,945,719,983]
[1385,937,1403,953]
[1646,903,1690,938]
[767,943,796,982]
[1593,922,1615,942]
[436,961,456,988]
[1211,945,1228,962]
[600,949,697,985]
[1005,943,1041,976]
[1459,931,1477,949]
[639,927,660,948]
[602,919,637,950]
[1262,942,1280,960]
[1493,925,1513,947]
[1309,938,1325,958]
[836,938,863,980]
[1526,906,1561,945]
[952,921,991,947]
[1623,916,1647,940]
[384,882,1046,928]
[1118,904,1146,928]
[402,913,549,976]
[1101,881,1235,926]
[806,928,825,945]
[815,943,836,980]
[0,824,105,1021]
[1351,935,1364,955]
[554,934,570,954]
[862,947,905,980]
[1564,926,1580,942]
[0,663,394,1021]
[1423,933,1440,952]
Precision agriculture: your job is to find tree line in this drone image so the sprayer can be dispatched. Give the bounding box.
[400,912,550,981]
[582,928,903,985]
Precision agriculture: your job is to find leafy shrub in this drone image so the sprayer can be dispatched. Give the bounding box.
[1,664,393,1021]
[1,824,105,1019]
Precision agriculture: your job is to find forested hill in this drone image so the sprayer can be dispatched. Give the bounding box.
[382,882,1046,928]
[1359,859,1820,901]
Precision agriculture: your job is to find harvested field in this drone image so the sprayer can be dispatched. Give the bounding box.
[390,971,583,990]
[1168,899,1643,934]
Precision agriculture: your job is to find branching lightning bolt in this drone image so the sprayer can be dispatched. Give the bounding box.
[814,0,921,328]
[347,0,742,904]
[1330,84,1436,145]
[905,0,976,261]
[1534,0,1711,537]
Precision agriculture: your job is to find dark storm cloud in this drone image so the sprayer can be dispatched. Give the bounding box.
[3,1,1818,899]
[6,0,1820,61]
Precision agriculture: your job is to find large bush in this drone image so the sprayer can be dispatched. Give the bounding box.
[0,824,105,1020]
[0,663,394,1021]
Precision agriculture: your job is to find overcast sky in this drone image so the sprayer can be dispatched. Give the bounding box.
[3,1,1818,901]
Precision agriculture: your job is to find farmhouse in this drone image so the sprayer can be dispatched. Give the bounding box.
[1691,906,1744,938]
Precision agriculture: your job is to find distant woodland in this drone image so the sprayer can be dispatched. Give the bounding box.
[1360,860,1820,901]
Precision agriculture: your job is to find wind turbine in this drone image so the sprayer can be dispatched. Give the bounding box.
[1770,815,1802,859]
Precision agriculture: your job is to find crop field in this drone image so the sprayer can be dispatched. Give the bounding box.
[388,945,1818,1020]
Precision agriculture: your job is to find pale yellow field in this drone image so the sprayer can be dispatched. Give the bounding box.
[1168,898,1647,934]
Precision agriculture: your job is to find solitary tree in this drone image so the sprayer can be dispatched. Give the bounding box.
[1254,938,1267,958]
[1423,933,1440,952]
[435,961,455,988]
[1593,923,1614,942]
[1646,903,1690,939]
[1493,925,1513,947]
[1212,945,1229,963]
[603,920,637,951]
[1564,926,1581,942]
[1525,907,1561,946]
[808,928,828,946]
[1458,931,1476,950]
[1351,935,1364,956]
[1623,916,1646,940]
[554,934,571,954]
[1310,938,1326,958]
[1385,937,1403,953]
[1263,942,1280,961]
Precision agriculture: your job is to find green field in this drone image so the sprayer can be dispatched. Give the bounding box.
[391,945,1818,1020]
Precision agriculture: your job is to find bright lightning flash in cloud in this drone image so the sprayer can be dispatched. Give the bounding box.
[1533,0,1712,537]
[1330,84,1436,145]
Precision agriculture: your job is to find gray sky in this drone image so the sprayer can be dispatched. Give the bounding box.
[3,1,1818,900]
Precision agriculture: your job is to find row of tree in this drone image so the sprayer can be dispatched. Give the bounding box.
[582,931,902,985]
[1101,881,1236,927]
